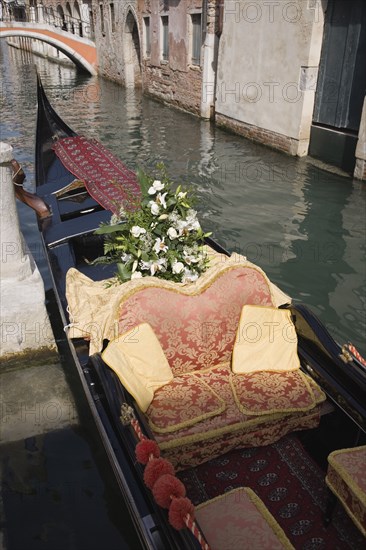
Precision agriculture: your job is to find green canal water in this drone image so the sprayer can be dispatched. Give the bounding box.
[1,42,365,549]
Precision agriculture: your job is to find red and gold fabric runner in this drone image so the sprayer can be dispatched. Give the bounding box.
[53,136,141,214]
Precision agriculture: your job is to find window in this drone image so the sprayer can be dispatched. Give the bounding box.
[100,4,105,34]
[144,17,151,57]
[89,10,95,37]
[191,13,202,66]
[110,3,115,33]
[161,16,169,61]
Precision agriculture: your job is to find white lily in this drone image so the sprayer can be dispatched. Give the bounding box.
[156,192,168,209]
[186,209,201,231]
[153,237,168,254]
[150,258,167,276]
[183,249,199,264]
[167,227,178,240]
[130,225,146,238]
[131,271,143,279]
[140,260,152,271]
[176,219,189,236]
[177,191,187,199]
[148,180,165,194]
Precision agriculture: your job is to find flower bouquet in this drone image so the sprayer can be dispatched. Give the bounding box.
[94,164,211,284]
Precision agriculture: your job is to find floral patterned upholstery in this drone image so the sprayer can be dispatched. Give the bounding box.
[196,487,294,550]
[147,374,225,433]
[114,263,326,468]
[230,370,317,415]
[148,364,325,469]
[326,445,366,536]
[118,265,273,375]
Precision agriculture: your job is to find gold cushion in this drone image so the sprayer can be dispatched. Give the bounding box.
[232,306,300,374]
[102,323,173,412]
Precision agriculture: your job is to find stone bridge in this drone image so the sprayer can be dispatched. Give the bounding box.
[0,3,97,75]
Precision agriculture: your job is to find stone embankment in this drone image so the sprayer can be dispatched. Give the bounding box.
[0,142,80,549]
[0,141,78,442]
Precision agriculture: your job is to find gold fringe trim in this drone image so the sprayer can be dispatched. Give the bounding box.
[327,446,366,507]
[245,488,295,549]
[325,475,366,536]
[117,261,276,316]
[157,409,321,451]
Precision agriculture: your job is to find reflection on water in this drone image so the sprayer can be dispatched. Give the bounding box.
[1,42,365,354]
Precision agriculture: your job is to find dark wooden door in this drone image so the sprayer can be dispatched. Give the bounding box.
[313,0,366,133]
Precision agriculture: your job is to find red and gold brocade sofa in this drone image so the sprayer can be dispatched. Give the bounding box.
[99,258,326,470]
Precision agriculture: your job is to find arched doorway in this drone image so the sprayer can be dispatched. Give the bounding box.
[65,2,75,34]
[56,5,67,31]
[73,1,83,36]
[123,10,141,88]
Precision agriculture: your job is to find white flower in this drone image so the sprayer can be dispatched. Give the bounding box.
[139,232,153,250]
[130,225,146,238]
[172,261,185,274]
[182,269,199,284]
[131,271,143,279]
[167,227,178,240]
[156,192,167,209]
[148,180,165,194]
[132,260,138,273]
[187,209,197,219]
[186,209,201,231]
[177,191,187,199]
[168,212,179,224]
[121,253,131,263]
[153,237,168,254]
[176,219,188,236]
[149,201,160,216]
[183,249,200,264]
[158,214,169,221]
[140,260,152,271]
[150,258,167,276]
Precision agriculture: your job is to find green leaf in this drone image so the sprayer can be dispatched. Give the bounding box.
[117,263,132,281]
[95,223,125,235]
[136,167,152,197]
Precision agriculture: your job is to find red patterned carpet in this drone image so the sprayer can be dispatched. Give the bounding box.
[178,435,364,549]
[54,136,141,214]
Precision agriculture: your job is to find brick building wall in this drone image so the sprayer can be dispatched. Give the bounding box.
[91,0,219,117]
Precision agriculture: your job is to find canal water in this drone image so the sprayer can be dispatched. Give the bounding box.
[0,41,365,549]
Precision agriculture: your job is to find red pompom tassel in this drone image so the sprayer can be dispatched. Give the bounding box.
[144,458,175,490]
[169,497,195,530]
[135,439,160,465]
[152,474,186,509]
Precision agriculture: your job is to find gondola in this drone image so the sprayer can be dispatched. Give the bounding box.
[23,74,366,549]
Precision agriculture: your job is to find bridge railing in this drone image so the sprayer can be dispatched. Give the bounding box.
[0,1,95,41]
